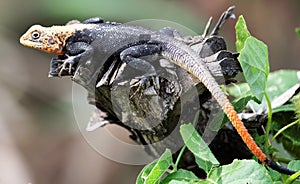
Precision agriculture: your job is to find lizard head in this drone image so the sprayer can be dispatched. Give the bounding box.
[20,25,74,55]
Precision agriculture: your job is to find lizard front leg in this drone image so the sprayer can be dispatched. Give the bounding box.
[58,42,94,76]
[49,56,70,77]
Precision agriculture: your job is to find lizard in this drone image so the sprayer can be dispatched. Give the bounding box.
[19,7,296,175]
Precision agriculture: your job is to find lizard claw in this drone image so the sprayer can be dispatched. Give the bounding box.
[57,56,77,77]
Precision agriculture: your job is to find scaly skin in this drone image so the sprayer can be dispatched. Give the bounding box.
[19,17,296,175]
[20,24,95,55]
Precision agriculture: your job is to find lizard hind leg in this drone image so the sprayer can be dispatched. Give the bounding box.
[120,44,163,97]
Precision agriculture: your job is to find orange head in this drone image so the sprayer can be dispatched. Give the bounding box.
[20,25,73,55]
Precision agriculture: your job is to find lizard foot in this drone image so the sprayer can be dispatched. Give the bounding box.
[57,55,77,77]
[49,56,73,77]
[129,75,160,99]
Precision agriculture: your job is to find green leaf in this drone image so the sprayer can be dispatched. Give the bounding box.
[272,115,300,158]
[288,160,300,171]
[227,83,251,98]
[273,104,295,113]
[180,124,219,173]
[296,28,300,39]
[273,182,285,184]
[166,181,190,184]
[161,169,199,184]
[286,161,300,184]
[294,93,300,120]
[136,160,158,184]
[136,149,173,184]
[208,110,226,132]
[266,70,299,105]
[207,160,273,184]
[227,70,299,111]
[235,15,271,103]
[235,15,251,52]
[267,168,281,182]
[233,95,257,112]
[238,36,269,102]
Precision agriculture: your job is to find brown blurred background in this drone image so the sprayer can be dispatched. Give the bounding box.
[1,0,300,183]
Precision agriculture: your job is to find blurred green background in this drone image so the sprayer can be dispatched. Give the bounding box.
[1,0,300,183]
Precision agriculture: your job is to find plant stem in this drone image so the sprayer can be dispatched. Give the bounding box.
[264,91,272,149]
[285,170,300,184]
[271,120,300,143]
[174,145,186,171]
[174,111,199,171]
[276,156,291,164]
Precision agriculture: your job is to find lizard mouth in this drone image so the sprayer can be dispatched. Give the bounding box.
[19,36,29,47]
[19,37,44,51]
[20,37,64,55]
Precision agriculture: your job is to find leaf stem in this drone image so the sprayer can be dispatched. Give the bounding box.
[174,145,186,171]
[271,120,300,143]
[275,157,291,164]
[264,91,272,148]
[285,170,300,184]
[174,111,199,170]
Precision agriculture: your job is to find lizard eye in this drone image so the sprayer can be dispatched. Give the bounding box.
[31,31,40,39]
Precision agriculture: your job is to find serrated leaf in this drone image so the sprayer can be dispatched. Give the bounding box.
[136,149,173,184]
[180,124,219,173]
[207,160,273,184]
[238,36,269,102]
[235,15,251,52]
[161,169,199,184]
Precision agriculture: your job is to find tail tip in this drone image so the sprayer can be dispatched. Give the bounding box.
[265,158,296,175]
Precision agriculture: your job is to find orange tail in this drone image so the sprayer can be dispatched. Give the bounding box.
[223,102,267,163]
